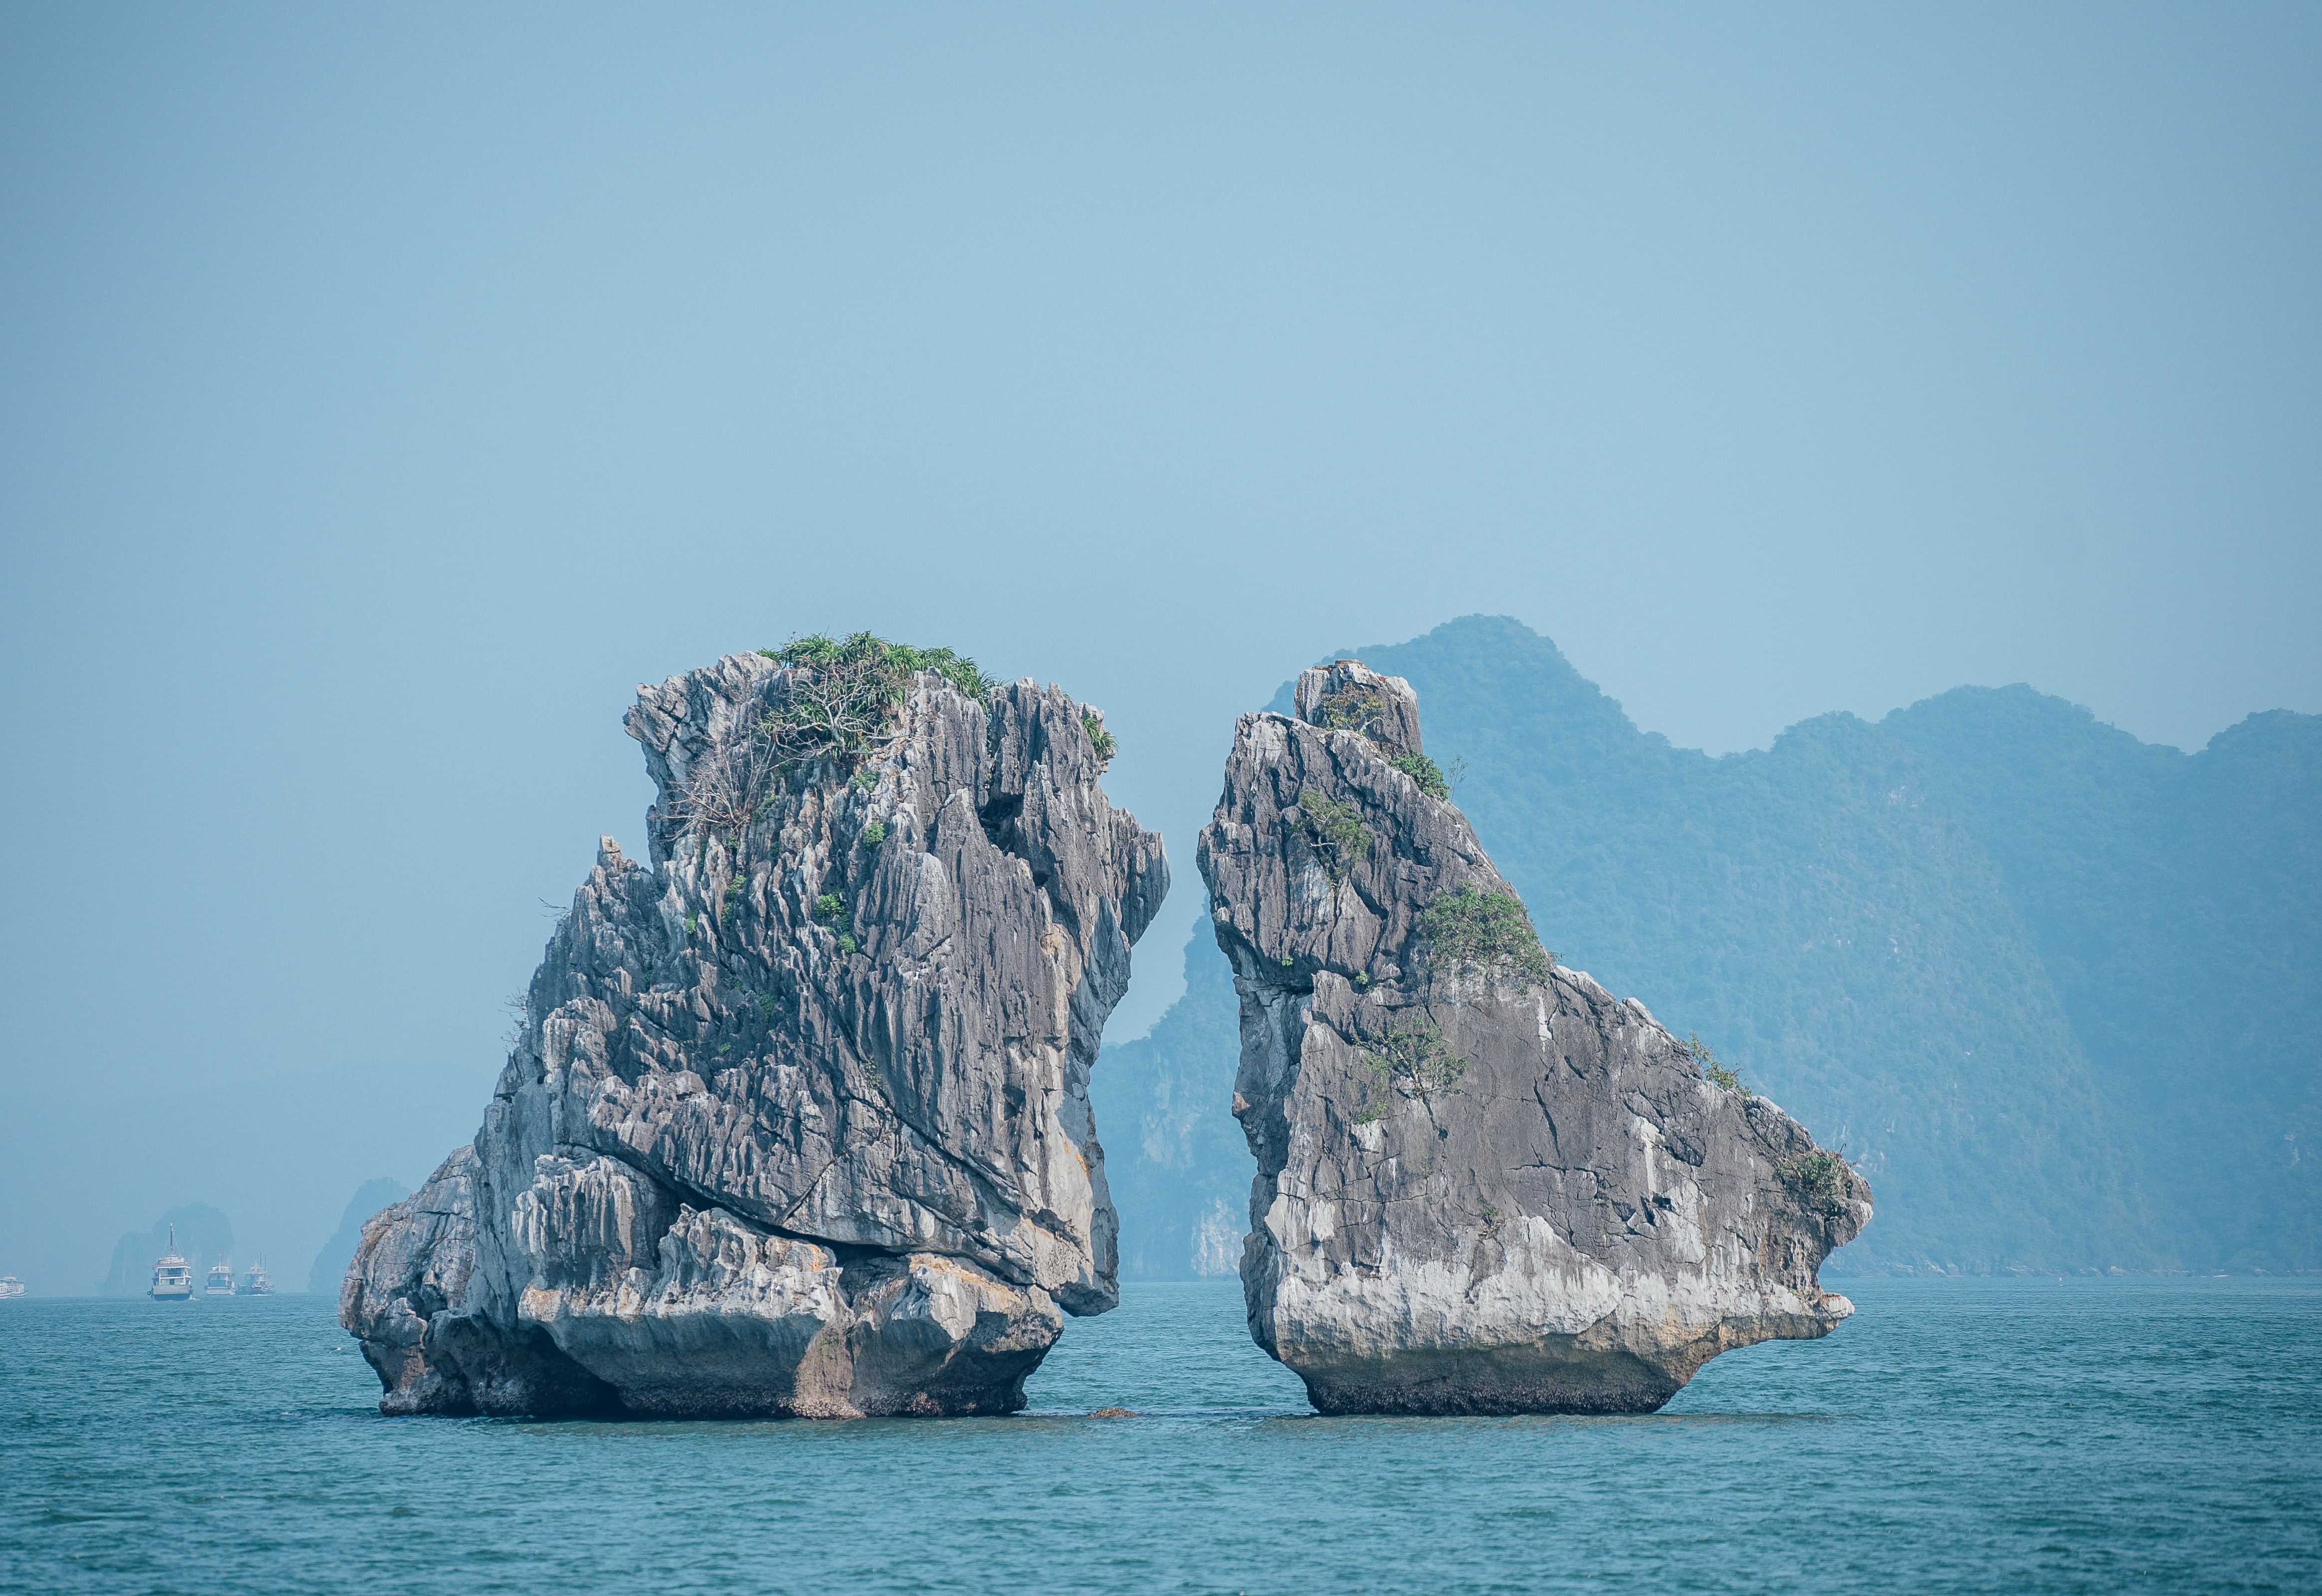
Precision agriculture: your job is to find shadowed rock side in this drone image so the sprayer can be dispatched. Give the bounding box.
[343,653,1167,1416]
[1198,660,1869,1414]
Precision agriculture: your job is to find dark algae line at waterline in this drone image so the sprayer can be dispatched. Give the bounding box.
[2,1281,2317,1595]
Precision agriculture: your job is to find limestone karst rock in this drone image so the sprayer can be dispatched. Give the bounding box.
[1198,659,1869,1414]
[343,643,1167,1417]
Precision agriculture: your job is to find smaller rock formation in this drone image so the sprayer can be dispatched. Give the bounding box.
[344,638,1166,1417]
[1199,660,1870,1414]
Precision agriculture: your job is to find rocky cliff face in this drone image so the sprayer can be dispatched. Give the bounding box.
[1198,660,1868,1414]
[344,647,1167,1417]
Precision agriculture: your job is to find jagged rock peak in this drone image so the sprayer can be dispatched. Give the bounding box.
[1292,659,1424,756]
[344,640,1168,1417]
[1198,661,1869,1415]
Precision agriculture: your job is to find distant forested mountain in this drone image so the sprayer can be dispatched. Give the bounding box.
[1091,615,2320,1275]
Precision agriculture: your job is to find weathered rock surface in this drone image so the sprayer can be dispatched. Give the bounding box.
[1199,660,1869,1414]
[343,654,1166,1416]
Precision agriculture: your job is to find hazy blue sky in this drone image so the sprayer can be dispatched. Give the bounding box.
[3,4,2317,1291]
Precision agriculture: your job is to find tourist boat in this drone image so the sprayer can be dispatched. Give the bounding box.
[205,1258,236,1296]
[236,1259,273,1296]
[0,1275,25,1298]
[150,1228,195,1301]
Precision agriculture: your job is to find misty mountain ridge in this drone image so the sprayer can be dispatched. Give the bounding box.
[1093,614,2319,1276]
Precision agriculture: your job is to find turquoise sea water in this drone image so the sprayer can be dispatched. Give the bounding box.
[2,1278,2316,1594]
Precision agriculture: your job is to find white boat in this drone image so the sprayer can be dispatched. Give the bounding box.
[150,1227,195,1301]
[236,1259,273,1296]
[0,1275,24,1298]
[204,1258,235,1296]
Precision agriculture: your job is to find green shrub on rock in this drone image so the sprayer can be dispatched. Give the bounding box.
[762,631,995,703]
[1083,712,1117,768]
[746,632,995,779]
[1778,1150,1854,1216]
[1356,1015,1468,1124]
[1314,686,1391,736]
[1418,883,1553,987]
[1683,1032,1750,1097]
[1296,792,1372,883]
[676,632,992,854]
[1389,751,1451,799]
[812,890,857,956]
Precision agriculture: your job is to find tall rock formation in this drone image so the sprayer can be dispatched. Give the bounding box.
[1198,660,1868,1414]
[344,642,1167,1417]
